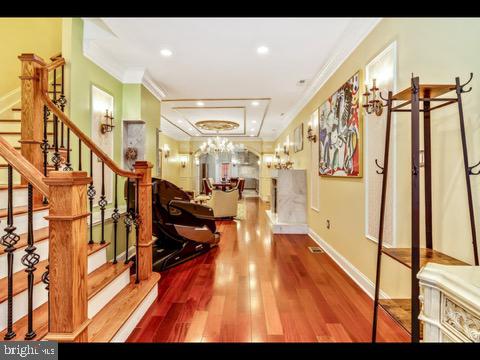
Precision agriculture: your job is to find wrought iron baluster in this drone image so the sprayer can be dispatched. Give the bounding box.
[98,162,107,244]
[134,178,140,284]
[111,174,119,264]
[51,69,61,171]
[59,65,65,149]
[63,128,72,171]
[124,179,133,264]
[21,184,40,340]
[88,150,96,244]
[1,165,20,340]
[41,106,50,205]
[78,139,82,171]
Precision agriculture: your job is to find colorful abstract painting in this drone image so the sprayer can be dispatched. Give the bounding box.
[318,72,361,177]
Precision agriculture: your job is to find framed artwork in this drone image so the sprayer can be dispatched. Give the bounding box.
[318,71,362,177]
[293,123,304,153]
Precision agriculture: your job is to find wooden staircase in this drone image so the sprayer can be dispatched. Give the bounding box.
[0,53,159,342]
[0,185,160,341]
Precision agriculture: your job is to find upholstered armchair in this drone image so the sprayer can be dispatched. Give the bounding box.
[203,178,213,195]
[206,188,239,219]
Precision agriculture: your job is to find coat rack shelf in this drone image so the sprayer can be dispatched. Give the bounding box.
[371,73,477,343]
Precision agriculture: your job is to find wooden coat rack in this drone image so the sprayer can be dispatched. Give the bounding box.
[371,73,478,343]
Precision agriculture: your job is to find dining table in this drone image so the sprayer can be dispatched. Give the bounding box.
[212,182,233,191]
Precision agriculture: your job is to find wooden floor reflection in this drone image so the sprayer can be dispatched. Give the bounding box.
[127,198,409,342]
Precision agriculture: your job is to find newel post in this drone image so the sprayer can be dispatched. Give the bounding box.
[18,54,47,205]
[43,171,91,342]
[133,161,153,281]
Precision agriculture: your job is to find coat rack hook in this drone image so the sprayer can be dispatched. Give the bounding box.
[379,91,389,103]
[468,159,480,175]
[460,72,473,93]
[374,159,384,175]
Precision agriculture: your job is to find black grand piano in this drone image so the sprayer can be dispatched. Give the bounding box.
[126,178,220,271]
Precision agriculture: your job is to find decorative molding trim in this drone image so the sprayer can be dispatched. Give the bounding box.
[142,72,167,100]
[308,227,389,300]
[0,87,21,117]
[276,18,382,139]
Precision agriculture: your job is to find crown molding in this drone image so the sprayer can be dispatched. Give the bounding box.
[82,19,167,100]
[274,18,382,142]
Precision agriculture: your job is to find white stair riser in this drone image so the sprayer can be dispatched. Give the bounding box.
[0,188,28,210]
[0,240,49,279]
[88,248,107,274]
[0,247,109,332]
[0,210,49,236]
[0,281,48,332]
[111,285,158,342]
[88,268,131,319]
[0,243,107,280]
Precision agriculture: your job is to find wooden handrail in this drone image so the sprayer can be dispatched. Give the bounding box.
[41,93,140,179]
[0,135,49,197]
[46,57,66,72]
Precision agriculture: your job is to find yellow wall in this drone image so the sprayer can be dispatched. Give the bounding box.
[274,18,480,298]
[0,18,62,96]
[157,132,181,186]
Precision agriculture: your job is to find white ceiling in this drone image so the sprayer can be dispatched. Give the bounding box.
[83,17,381,141]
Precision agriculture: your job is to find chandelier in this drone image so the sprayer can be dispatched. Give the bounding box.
[199,135,235,155]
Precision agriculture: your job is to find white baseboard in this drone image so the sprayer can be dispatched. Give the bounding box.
[308,228,390,300]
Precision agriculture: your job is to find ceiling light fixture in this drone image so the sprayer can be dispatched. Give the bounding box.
[196,101,204,106]
[252,120,257,124]
[256,46,269,55]
[160,48,173,57]
[251,101,259,106]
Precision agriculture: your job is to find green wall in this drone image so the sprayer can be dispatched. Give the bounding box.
[62,18,163,261]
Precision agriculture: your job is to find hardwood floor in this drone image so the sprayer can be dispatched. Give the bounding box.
[127,198,409,342]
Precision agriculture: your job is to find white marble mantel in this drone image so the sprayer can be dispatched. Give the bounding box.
[418,263,480,342]
[267,169,307,234]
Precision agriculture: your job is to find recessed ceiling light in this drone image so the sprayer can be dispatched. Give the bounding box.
[250,128,255,131]
[251,101,259,106]
[178,120,183,123]
[189,127,193,131]
[257,46,269,55]
[250,134,255,137]
[252,120,257,124]
[196,101,204,106]
[160,48,173,57]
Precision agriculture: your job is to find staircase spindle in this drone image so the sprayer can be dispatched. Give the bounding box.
[1,165,20,340]
[63,128,72,171]
[58,64,67,150]
[21,184,40,340]
[41,106,50,205]
[51,68,61,171]
[88,150,96,244]
[124,179,133,264]
[134,178,140,284]
[99,162,107,244]
[78,139,82,171]
[111,174,119,264]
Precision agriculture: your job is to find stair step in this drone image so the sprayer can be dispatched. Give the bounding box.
[11,108,21,112]
[89,273,160,342]
[0,227,49,256]
[0,204,49,219]
[0,132,54,135]
[88,261,133,300]
[0,272,160,342]
[0,302,49,340]
[0,185,28,209]
[0,184,28,190]
[0,244,112,302]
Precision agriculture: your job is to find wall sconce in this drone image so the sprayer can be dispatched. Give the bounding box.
[307,122,317,143]
[180,155,188,168]
[283,142,290,156]
[362,78,386,116]
[265,156,272,168]
[163,145,170,159]
[100,109,115,134]
[232,158,238,167]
